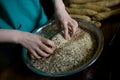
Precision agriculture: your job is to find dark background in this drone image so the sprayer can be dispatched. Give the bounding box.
[40,0,54,19]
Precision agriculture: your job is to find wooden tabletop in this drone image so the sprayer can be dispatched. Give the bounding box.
[0,15,120,80]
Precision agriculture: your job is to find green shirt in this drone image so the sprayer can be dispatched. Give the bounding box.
[0,0,48,32]
[0,0,48,66]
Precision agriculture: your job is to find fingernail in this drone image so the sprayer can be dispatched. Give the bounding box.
[37,56,42,59]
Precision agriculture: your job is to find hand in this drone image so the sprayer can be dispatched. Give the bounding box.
[55,9,78,39]
[54,0,78,39]
[17,32,56,59]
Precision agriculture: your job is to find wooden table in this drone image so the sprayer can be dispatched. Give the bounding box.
[0,15,120,80]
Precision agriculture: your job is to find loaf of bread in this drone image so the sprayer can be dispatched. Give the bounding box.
[69,4,111,12]
[66,7,98,16]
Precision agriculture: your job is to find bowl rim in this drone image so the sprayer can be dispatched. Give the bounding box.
[22,18,104,77]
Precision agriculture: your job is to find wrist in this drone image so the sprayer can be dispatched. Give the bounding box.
[12,30,23,44]
[0,29,23,44]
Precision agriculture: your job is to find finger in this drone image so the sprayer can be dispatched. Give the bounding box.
[69,20,78,37]
[42,38,56,49]
[39,41,55,54]
[36,47,50,57]
[63,23,70,39]
[30,49,41,59]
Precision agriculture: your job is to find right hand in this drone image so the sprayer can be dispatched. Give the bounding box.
[16,31,56,59]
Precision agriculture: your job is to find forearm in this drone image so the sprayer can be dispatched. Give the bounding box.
[52,0,66,12]
[0,29,21,43]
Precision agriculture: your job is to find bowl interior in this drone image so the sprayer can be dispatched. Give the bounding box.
[22,18,104,77]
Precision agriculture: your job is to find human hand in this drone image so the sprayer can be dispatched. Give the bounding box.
[17,31,56,59]
[53,0,78,39]
[55,8,78,40]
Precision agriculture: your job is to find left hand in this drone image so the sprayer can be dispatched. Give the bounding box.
[53,0,78,39]
[55,8,78,40]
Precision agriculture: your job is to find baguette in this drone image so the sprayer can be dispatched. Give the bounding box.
[69,4,111,12]
[93,8,120,21]
[66,7,98,16]
[86,0,120,8]
[70,14,91,21]
[64,0,99,4]
[70,14,101,28]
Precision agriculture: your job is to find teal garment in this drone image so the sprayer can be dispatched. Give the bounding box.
[0,0,48,67]
[0,0,48,32]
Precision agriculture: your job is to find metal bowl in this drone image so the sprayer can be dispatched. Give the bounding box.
[22,18,104,77]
